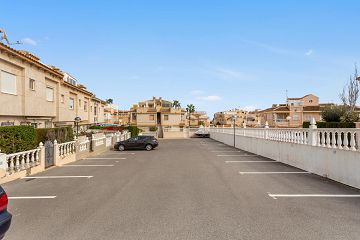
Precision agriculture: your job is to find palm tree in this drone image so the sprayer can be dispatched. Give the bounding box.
[186,104,195,128]
[173,100,181,109]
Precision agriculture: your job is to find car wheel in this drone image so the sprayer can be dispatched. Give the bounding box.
[118,145,125,151]
[145,144,153,151]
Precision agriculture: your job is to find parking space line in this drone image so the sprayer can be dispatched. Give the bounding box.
[103,153,135,155]
[22,176,93,179]
[62,164,114,167]
[217,154,257,157]
[84,158,126,160]
[268,193,360,199]
[211,151,243,152]
[8,196,57,199]
[239,171,309,175]
[225,160,279,163]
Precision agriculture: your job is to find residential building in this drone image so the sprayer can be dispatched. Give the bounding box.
[0,42,106,129]
[213,109,261,127]
[189,111,211,127]
[129,97,187,132]
[104,104,119,124]
[258,94,330,128]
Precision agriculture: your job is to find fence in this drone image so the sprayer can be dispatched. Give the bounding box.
[209,120,360,189]
[0,130,131,184]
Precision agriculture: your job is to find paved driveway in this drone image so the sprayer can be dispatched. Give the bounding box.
[3,139,360,240]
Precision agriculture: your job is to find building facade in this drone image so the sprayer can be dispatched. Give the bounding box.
[258,94,329,128]
[213,109,261,127]
[0,43,106,129]
[129,97,187,131]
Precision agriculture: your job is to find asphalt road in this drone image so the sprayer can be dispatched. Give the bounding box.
[3,139,360,240]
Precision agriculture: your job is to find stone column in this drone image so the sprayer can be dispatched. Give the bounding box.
[0,151,7,178]
[308,117,318,146]
[264,121,269,139]
[53,140,60,166]
[38,142,46,170]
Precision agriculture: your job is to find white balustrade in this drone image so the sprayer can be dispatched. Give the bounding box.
[79,139,90,152]
[209,126,360,151]
[58,141,76,158]
[6,148,41,174]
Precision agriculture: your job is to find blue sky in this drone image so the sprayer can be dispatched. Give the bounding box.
[1,1,360,116]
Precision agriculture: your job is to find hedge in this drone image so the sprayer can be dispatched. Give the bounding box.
[303,121,355,128]
[35,127,74,144]
[0,126,37,154]
[124,126,142,137]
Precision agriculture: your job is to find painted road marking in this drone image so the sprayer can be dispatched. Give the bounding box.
[62,164,114,167]
[103,153,135,155]
[217,154,257,157]
[85,158,126,160]
[211,151,243,152]
[225,160,279,163]
[22,176,93,179]
[8,196,57,200]
[268,193,360,199]
[239,171,309,175]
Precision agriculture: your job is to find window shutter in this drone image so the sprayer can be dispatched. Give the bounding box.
[1,71,17,94]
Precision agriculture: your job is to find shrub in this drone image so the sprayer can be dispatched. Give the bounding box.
[0,126,37,154]
[303,121,355,128]
[321,107,345,122]
[149,126,158,132]
[89,125,102,129]
[35,127,74,144]
[124,126,142,137]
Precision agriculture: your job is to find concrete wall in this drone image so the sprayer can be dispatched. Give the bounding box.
[211,131,360,189]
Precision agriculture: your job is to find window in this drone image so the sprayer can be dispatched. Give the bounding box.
[149,115,155,121]
[84,101,88,111]
[79,99,81,107]
[164,115,169,121]
[293,114,299,121]
[29,79,35,90]
[69,97,74,110]
[1,71,17,94]
[60,94,65,103]
[94,106,97,115]
[46,87,54,101]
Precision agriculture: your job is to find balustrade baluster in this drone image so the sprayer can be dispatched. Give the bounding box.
[343,131,349,150]
[350,132,356,151]
[326,131,331,147]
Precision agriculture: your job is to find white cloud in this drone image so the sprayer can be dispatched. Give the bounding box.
[305,49,313,56]
[190,90,204,95]
[197,95,222,101]
[22,38,37,46]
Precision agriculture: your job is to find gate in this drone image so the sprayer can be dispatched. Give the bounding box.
[44,140,54,168]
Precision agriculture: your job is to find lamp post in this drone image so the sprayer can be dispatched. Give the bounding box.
[231,115,238,147]
[74,117,81,137]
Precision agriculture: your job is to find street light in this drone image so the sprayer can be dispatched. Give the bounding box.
[74,117,81,137]
[231,115,238,147]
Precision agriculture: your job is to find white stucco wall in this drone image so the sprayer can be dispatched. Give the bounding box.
[210,131,360,189]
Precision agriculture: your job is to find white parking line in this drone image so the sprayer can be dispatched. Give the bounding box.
[217,154,257,157]
[211,151,243,152]
[22,176,93,179]
[84,158,126,160]
[268,193,360,199]
[225,160,279,163]
[103,153,135,155]
[8,196,57,199]
[62,164,114,167]
[239,171,309,175]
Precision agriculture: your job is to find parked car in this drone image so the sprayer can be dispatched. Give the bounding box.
[114,136,159,151]
[0,187,11,239]
[194,129,210,138]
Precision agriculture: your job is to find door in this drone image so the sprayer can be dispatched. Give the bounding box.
[44,140,54,168]
[127,137,139,149]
